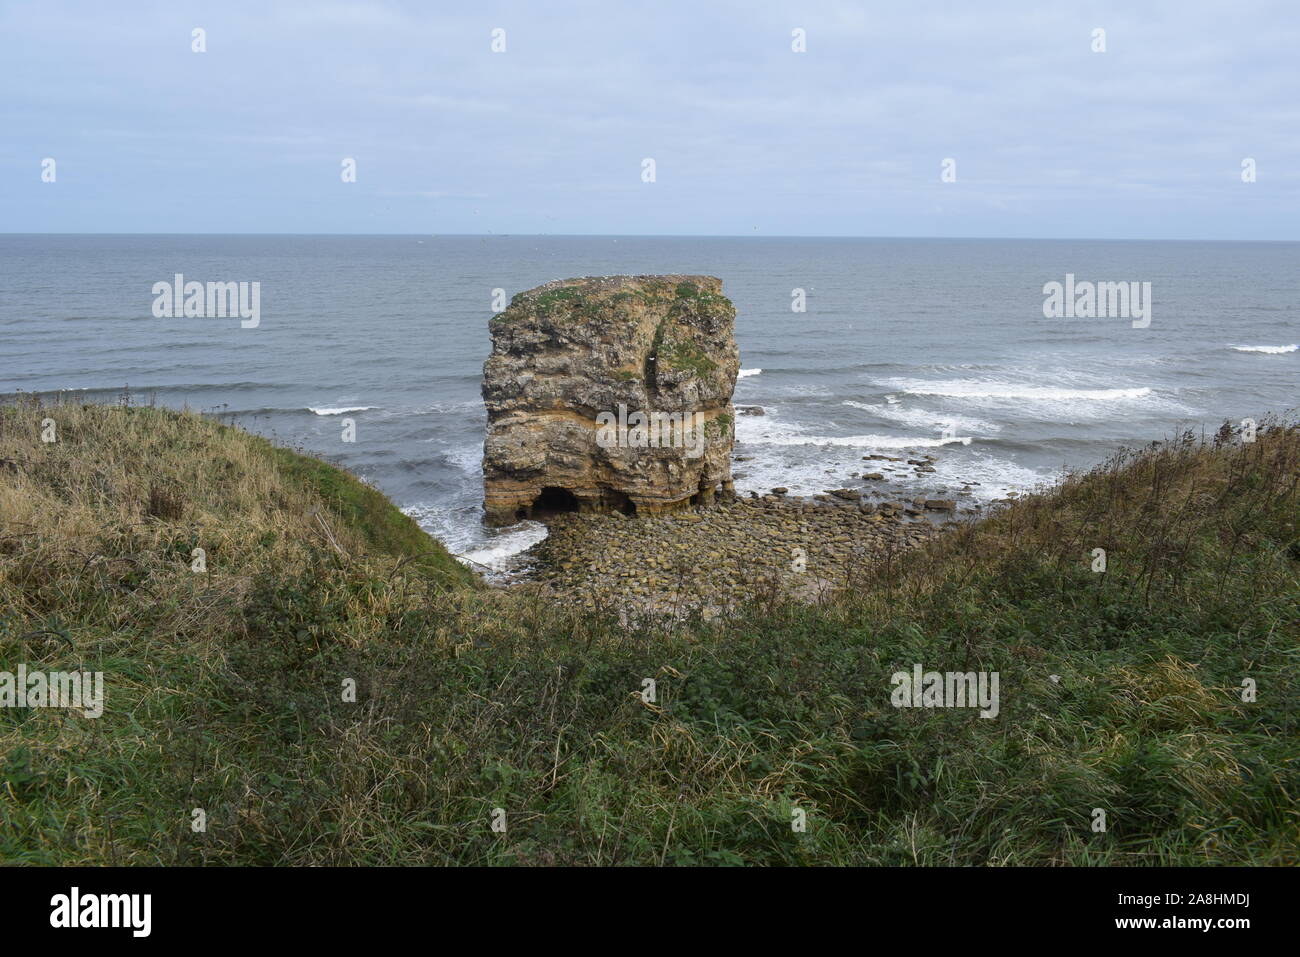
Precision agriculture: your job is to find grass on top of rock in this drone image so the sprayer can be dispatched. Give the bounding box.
[504,280,732,334]
[516,284,646,325]
[1,396,1296,865]
[528,284,584,318]
[673,280,730,313]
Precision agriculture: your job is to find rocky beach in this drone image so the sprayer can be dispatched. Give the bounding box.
[477,273,1003,613]
[517,439,1012,615]
[526,493,957,615]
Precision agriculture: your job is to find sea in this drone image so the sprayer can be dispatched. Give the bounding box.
[3,235,1297,574]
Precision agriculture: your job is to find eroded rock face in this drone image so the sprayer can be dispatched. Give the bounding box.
[481,275,739,525]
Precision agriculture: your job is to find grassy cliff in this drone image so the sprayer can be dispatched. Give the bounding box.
[1,399,1296,865]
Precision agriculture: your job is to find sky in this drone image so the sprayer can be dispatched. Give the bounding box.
[2,0,1297,238]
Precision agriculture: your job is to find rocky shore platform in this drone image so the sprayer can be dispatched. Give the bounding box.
[524,491,966,615]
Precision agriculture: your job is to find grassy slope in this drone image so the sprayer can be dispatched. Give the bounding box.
[0,401,1296,865]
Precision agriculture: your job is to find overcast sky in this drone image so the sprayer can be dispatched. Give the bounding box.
[2,0,1297,237]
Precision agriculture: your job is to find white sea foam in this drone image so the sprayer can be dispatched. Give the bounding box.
[456,522,549,570]
[842,400,999,435]
[403,399,482,414]
[1232,344,1297,354]
[768,382,834,398]
[442,443,484,475]
[754,433,972,449]
[728,405,1056,505]
[402,502,547,575]
[738,368,762,378]
[889,379,1153,402]
[940,452,1057,503]
[309,405,377,415]
[737,414,972,450]
[859,451,1051,504]
[731,443,1050,505]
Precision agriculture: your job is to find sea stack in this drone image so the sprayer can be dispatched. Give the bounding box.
[481,275,740,525]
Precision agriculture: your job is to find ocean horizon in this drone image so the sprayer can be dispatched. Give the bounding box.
[4,233,1297,574]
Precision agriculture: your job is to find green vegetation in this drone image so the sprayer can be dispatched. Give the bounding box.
[706,412,732,440]
[530,284,583,317]
[1,398,1296,865]
[523,284,641,325]
[262,443,470,583]
[674,280,729,312]
[511,280,729,327]
[659,339,719,377]
[649,305,720,379]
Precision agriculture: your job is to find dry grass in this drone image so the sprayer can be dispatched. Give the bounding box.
[1,397,1295,865]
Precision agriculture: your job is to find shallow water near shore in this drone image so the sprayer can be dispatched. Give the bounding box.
[4,234,1297,579]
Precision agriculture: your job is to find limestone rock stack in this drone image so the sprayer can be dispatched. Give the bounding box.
[481,275,740,525]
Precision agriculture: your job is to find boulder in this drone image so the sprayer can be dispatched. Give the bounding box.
[481,275,740,525]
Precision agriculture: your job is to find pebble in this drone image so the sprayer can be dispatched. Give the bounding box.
[527,495,950,615]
